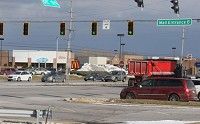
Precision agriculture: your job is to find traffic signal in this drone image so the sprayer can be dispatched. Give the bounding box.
[0,22,3,36]
[91,21,98,36]
[23,22,29,36]
[134,0,144,8]
[171,0,179,14]
[60,22,66,36]
[128,21,134,36]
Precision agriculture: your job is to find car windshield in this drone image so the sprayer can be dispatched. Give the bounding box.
[13,72,22,75]
[110,71,118,75]
[90,73,97,76]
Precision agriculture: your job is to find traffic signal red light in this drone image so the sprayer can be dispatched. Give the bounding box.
[91,21,98,36]
[23,22,29,36]
[60,22,66,36]
[0,22,3,36]
[171,0,179,14]
[135,0,144,8]
[128,21,134,36]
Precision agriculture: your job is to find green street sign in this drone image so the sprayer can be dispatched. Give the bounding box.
[41,0,60,8]
[157,18,192,26]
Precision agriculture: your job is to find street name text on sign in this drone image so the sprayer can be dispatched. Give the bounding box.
[157,18,192,26]
[41,0,60,8]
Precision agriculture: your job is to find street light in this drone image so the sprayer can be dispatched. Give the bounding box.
[112,50,118,65]
[121,43,125,62]
[56,37,59,72]
[117,34,124,61]
[0,38,4,72]
[172,47,176,57]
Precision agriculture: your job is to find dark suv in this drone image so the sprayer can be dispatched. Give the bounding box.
[120,77,197,102]
[0,68,16,75]
[104,70,127,82]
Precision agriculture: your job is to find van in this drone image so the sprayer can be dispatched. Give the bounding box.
[120,77,197,102]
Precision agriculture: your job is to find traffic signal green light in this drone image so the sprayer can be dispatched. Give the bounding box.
[60,22,66,36]
[23,22,29,36]
[0,22,3,36]
[91,21,98,36]
[128,21,134,36]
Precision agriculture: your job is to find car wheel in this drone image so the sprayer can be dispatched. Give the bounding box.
[28,77,31,82]
[122,78,126,82]
[17,77,21,81]
[93,78,96,81]
[126,93,135,99]
[84,79,87,81]
[114,77,118,82]
[198,93,200,101]
[52,78,56,82]
[128,79,134,86]
[62,78,66,83]
[169,94,180,101]
[105,80,107,82]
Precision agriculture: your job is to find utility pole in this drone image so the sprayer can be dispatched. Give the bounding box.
[66,0,73,81]
[180,26,185,65]
[180,26,185,77]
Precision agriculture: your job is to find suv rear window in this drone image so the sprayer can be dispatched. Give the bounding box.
[192,80,200,85]
[186,80,195,88]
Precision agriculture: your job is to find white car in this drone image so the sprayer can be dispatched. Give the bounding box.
[35,68,51,75]
[191,79,200,101]
[7,71,32,81]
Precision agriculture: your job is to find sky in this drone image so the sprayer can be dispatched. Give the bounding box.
[0,0,200,59]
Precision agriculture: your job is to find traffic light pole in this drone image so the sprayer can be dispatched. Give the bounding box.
[66,0,73,82]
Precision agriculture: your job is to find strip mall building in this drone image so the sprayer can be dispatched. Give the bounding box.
[11,50,74,69]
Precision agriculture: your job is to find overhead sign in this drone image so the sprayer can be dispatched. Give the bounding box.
[41,0,60,8]
[103,20,110,30]
[157,18,192,26]
[71,61,80,69]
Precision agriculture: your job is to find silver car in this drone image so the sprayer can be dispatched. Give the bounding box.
[104,70,127,82]
[41,72,66,82]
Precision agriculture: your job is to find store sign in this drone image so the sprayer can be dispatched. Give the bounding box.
[71,61,80,69]
[36,58,48,63]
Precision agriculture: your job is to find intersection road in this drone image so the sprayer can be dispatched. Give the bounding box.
[0,80,200,124]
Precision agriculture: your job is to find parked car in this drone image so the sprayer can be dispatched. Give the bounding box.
[84,72,105,81]
[104,70,126,82]
[120,77,197,102]
[41,72,66,82]
[7,71,32,81]
[35,68,51,75]
[191,79,200,101]
[0,68,16,75]
[25,68,36,75]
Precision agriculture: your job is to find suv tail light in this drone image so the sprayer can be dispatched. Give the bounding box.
[184,88,189,96]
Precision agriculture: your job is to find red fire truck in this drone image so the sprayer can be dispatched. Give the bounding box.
[127,57,180,86]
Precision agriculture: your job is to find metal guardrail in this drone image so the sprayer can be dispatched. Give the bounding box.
[0,106,52,124]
